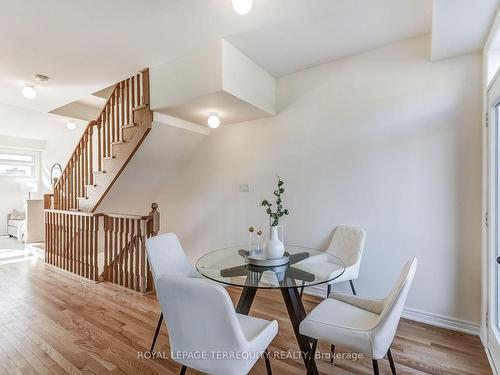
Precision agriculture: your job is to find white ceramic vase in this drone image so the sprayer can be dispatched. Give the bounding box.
[264,225,285,259]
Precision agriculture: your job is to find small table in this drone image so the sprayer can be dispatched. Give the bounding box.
[196,245,345,374]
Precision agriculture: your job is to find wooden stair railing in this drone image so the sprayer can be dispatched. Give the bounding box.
[47,69,152,213]
[44,203,160,293]
[101,203,160,292]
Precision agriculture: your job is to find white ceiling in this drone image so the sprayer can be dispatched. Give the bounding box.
[0,0,497,122]
[0,0,433,115]
[431,0,499,60]
[0,103,84,141]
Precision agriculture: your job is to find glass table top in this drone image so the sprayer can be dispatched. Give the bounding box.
[196,245,345,289]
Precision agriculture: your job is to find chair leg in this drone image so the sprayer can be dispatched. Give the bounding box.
[349,280,357,295]
[299,281,305,299]
[330,344,335,363]
[264,349,272,375]
[307,339,318,375]
[372,359,380,375]
[150,312,163,352]
[179,365,187,375]
[387,348,397,375]
[326,284,331,298]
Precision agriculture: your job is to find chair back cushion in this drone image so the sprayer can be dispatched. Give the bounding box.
[146,233,198,280]
[371,258,417,358]
[156,276,249,373]
[326,225,366,268]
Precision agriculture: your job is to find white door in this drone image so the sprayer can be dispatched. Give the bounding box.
[487,75,500,370]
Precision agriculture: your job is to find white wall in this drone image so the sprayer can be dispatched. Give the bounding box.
[0,104,85,233]
[103,35,483,326]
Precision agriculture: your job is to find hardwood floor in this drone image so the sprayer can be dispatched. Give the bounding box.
[0,254,492,375]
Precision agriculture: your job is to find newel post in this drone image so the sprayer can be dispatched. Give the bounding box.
[148,203,160,236]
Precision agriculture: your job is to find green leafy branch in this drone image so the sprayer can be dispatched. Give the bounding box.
[261,175,289,226]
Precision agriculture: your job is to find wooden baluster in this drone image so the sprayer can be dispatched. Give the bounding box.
[73,155,77,207]
[126,79,130,126]
[85,216,89,278]
[104,216,109,281]
[66,214,70,271]
[83,132,88,189]
[105,105,110,157]
[88,125,94,185]
[113,217,118,283]
[118,217,123,286]
[142,69,150,106]
[54,212,58,266]
[63,214,67,270]
[80,215,84,277]
[97,121,102,172]
[134,219,140,291]
[69,214,73,273]
[128,218,134,288]
[136,73,141,107]
[111,94,116,144]
[130,75,135,110]
[123,218,129,288]
[45,212,49,263]
[75,145,80,200]
[47,212,51,264]
[141,222,148,293]
[120,81,125,141]
[93,216,98,281]
[80,142,84,198]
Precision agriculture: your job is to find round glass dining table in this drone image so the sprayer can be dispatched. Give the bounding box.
[196,245,345,374]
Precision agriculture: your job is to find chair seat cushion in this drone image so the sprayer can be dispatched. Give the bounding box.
[299,298,379,357]
[293,253,344,281]
[236,313,278,342]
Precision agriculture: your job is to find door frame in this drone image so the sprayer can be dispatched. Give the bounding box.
[486,75,500,372]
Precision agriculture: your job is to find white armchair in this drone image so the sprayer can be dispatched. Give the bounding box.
[156,275,278,375]
[297,225,366,298]
[299,258,417,375]
[146,233,201,352]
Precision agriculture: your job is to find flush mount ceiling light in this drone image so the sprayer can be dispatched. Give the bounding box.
[232,0,253,15]
[22,85,37,99]
[66,121,76,130]
[207,112,221,128]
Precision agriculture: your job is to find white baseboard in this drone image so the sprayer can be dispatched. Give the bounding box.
[303,285,481,336]
[485,346,499,375]
[401,307,480,336]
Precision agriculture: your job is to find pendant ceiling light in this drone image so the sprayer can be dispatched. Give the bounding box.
[232,0,253,15]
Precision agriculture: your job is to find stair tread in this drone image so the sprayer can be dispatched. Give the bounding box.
[76,196,88,200]
[93,170,106,174]
[122,123,136,129]
[103,156,115,160]
[112,141,125,145]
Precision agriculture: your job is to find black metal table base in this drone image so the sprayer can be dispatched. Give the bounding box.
[235,284,318,375]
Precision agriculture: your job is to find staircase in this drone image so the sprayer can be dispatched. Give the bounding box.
[48,69,152,213]
[43,69,159,293]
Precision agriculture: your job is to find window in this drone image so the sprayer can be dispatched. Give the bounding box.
[0,148,39,179]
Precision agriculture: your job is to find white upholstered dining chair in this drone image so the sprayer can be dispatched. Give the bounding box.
[298,225,366,298]
[146,233,201,352]
[156,275,278,375]
[299,258,417,375]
